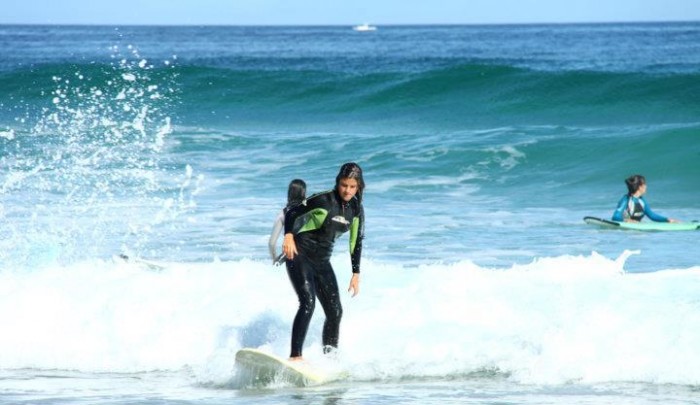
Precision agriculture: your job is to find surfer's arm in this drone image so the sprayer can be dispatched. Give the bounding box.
[283,192,327,233]
[283,192,328,259]
[349,205,364,274]
[612,195,628,221]
[268,211,285,262]
[347,205,364,297]
[641,198,670,222]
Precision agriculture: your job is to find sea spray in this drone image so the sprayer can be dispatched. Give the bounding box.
[0,46,191,267]
[1,252,699,387]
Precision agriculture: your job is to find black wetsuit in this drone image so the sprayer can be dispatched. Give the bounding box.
[283,188,364,358]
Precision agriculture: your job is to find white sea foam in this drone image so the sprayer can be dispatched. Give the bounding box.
[1,252,698,387]
[0,129,15,140]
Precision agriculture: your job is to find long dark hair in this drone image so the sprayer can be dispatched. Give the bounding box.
[625,174,646,196]
[335,162,365,203]
[286,179,306,208]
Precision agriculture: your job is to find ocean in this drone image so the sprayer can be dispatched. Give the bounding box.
[1,23,699,404]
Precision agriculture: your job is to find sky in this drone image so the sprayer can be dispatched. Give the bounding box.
[1,0,699,25]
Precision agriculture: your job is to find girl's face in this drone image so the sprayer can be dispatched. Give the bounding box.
[636,182,647,196]
[337,178,359,202]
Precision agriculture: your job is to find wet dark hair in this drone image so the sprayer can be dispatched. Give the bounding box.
[286,179,306,207]
[335,162,365,203]
[625,174,646,196]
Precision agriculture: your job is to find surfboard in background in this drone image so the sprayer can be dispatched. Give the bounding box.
[583,216,700,231]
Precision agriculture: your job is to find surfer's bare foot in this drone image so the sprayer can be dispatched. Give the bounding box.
[289,356,304,362]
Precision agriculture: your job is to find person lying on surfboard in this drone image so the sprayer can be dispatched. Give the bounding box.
[269,179,306,265]
[612,174,678,223]
[282,162,365,361]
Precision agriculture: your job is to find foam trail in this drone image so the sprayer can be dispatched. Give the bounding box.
[1,252,699,387]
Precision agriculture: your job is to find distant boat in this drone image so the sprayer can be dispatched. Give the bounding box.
[353,23,377,32]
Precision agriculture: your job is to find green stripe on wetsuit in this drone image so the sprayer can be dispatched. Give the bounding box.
[349,216,360,254]
[296,208,328,233]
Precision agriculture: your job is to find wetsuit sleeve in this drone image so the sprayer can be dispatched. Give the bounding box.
[612,195,628,221]
[350,204,364,274]
[641,197,669,222]
[284,192,328,234]
[268,210,284,261]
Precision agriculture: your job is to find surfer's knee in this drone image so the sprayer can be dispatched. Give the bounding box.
[326,304,342,323]
[298,294,315,313]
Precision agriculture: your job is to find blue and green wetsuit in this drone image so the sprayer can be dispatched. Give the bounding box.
[284,188,364,358]
[612,195,669,222]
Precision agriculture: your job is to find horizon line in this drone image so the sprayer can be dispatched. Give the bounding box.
[0,19,699,28]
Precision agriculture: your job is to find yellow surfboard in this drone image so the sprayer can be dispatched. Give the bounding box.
[235,348,338,387]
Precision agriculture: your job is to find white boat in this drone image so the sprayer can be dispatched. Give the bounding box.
[353,23,377,32]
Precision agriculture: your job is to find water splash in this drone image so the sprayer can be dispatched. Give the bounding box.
[0,45,195,268]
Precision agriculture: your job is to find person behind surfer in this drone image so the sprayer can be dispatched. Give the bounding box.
[282,162,365,361]
[612,174,678,223]
[269,179,307,265]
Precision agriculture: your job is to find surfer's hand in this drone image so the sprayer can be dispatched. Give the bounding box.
[668,218,679,223]
[282,233,297,260]
[348,273,360,297]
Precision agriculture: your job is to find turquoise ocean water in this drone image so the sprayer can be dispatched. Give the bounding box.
[1,23,699,404]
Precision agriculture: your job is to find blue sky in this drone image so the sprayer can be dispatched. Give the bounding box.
[2,0,699,25]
